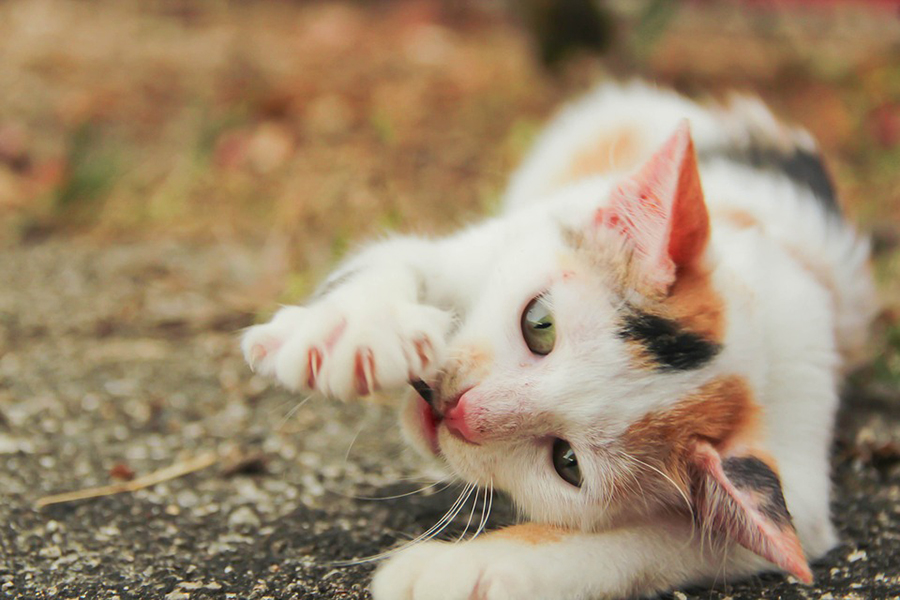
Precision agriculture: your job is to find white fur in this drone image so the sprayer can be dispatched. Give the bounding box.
[242,83,876,599]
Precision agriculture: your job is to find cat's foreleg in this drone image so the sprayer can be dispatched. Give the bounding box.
[371,520,770,600]
[241,225,499,400]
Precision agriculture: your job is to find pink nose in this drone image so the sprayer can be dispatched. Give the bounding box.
[443,394,480,444]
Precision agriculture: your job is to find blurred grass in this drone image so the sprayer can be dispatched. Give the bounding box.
[0,0,897,384]
[55,123,120,214]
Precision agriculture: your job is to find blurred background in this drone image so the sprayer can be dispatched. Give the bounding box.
[1,1,900,597]
[1,1,899,359]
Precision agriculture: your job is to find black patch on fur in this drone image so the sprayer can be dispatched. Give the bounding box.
[722,456,792,527]
[701,144,839,215]
[619,311,721,371]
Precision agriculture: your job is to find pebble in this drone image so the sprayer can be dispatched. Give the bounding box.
[847,548,867,562]
[38,546,62,559]
[228,506,261,530]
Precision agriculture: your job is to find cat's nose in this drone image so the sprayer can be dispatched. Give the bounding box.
[410,378,467,419]
[434,387,470,417]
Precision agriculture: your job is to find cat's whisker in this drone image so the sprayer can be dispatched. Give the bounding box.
[274,394,314,431]
[710,532,731,591]
[617,451,688,519]
[472,479,493,540]
[343,421,368,464]
[333,481,477,566]
[601,469,619,516]
[327,478,453,502]
[416,481,478,543]
[619,453,695,524]
[456,485,481,543]
[472,484,489,540]
[614,455,647,509]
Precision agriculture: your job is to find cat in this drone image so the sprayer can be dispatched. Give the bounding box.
[241,82,876,599]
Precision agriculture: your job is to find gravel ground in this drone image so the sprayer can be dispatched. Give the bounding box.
[1,239,899,600]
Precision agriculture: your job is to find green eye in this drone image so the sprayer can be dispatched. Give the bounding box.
[521,296,555,355]
[552,439,582,487]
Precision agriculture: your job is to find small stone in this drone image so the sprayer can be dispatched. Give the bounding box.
[228,506,261,530]
[177,581,204,590]
[38,545,62,559]
[847,548,867,562]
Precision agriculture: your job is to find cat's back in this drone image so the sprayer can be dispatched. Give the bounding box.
[503,81,827,214]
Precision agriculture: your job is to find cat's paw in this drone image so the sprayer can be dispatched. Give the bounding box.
[371,542,531,600]
[241,295,452,401]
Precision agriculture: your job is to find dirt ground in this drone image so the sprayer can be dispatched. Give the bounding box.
[1,1,899,599]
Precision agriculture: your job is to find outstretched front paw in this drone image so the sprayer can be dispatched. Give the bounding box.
[241,294,451,401]
[371,541,532,600]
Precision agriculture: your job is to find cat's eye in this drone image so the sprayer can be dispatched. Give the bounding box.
[552,438,582,487]
[521,296,555,355]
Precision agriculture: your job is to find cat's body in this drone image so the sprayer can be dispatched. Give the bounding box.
[242,83,876,599]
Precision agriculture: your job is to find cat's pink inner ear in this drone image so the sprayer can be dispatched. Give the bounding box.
[690,440,813,584]
[600,120,709,290]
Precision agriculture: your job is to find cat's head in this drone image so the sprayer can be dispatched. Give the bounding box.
[400,122,812,582]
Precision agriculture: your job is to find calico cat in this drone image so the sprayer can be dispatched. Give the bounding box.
[241,83,876,599]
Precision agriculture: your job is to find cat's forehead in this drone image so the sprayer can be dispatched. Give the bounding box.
[462,221,617,328]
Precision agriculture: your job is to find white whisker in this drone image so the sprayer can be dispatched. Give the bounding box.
[328,478,453,501]
[472,479,493,540]
[456,485,481,543]
[343,422,368,464]
[275,394,313,431]
[334,481,477,566]
[622,453,694,522]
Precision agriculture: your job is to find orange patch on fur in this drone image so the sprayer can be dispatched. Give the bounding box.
[665,265,726,342]
[556,129,640,187]
[486,523,566,545]
[435,344,492,401]
[619,375,759,494]
[716,208,761,230]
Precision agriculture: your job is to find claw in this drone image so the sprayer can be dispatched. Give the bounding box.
[413,337,432,372]
[248,344,267,372]
[354,347,377,396]
[307,347,323,389]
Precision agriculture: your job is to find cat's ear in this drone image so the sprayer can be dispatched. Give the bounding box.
[690,440,813,584]
[598,120,709,292]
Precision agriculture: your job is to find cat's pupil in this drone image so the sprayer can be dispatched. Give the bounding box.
[522,296,555,355]
[552,438,582,488]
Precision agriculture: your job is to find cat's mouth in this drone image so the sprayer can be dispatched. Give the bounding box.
[415,392,480,456]
[417,396,441,455]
